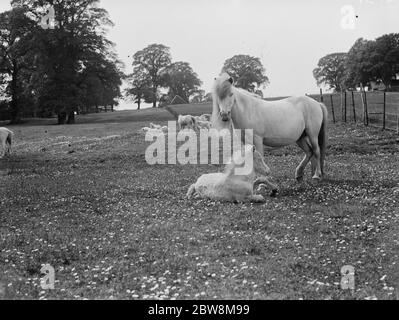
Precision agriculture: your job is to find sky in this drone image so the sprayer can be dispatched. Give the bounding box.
[1,0,399,109]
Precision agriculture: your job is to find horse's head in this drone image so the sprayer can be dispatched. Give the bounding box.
[212,73,235,122]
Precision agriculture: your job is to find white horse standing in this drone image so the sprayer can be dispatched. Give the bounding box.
[0,127,13,158]
[187,144,278,203]
[211,73,328,181]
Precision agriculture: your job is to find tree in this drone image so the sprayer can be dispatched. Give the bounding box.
[203,92,213,102]
[190,89,205,103]
[222,54,269,92]
[161,61,202,103]
[344,38,378,88]
[372,33,399,88]
[132,44,171,108]
[78,53,123,115]
[313,53,347,92]
[125,67,152,110]
[11,0,122,124]
[0,7,37,123]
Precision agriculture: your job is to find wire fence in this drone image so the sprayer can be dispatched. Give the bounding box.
[308,90,399,134]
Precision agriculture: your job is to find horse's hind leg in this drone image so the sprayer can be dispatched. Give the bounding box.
[307,134,322,180]
[295,137,313,182]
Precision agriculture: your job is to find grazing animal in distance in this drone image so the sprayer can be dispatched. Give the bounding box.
[198,114,212,121]
[212,73,328,182]
[196,120,212,129]
[141,126,169,134]
[178,114,212,131]
[187,144,278,203]
[150,123,162,130]
[178,115,197,130]
[0,127,13,158]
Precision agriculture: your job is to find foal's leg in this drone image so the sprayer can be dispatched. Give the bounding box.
[295,137,313,182]
[248,194,265,203]
[254,176,278,197]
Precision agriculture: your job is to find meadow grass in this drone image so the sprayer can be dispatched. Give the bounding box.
[0,109,398,300]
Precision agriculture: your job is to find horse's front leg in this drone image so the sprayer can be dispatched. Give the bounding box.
[253,135,264,156]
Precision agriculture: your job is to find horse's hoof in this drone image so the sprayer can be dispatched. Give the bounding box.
[270,189,278,197]
[311,177,321,184]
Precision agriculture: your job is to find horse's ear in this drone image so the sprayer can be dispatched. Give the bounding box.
[228,77,233,84]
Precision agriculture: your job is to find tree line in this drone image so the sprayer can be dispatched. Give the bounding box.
[125,47,269,109]
[313,33,399,92]
[0,0,270,124]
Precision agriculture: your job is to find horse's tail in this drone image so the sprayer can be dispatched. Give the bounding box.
[318,103,328,176]
[186,184,196,199]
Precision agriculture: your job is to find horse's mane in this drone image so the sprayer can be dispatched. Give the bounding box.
[236,88,263,100]
[213,78,232,100]
[212,75,262,101]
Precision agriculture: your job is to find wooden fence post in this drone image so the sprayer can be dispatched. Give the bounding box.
[320,88,324,103]
[364,90,369,126]
[330,94,335,123]
[360,85,365,125]
[351,91,356,123]
[344,91,347,122]
[383,91,386,130]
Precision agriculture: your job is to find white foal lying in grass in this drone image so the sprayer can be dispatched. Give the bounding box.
[187,145,278,203]
[0,127,13,158]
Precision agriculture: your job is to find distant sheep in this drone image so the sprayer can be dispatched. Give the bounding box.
[178,114,212,131]
[141,125,169,134]
[198,114,211,121]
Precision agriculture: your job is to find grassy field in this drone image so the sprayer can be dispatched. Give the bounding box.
[0,108,398,300]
